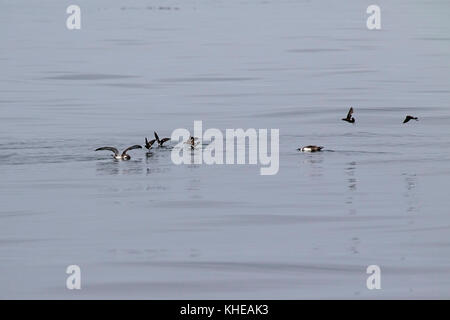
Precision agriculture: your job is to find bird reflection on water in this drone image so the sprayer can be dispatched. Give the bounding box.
[345,161,357,216]
[95,159,143,176]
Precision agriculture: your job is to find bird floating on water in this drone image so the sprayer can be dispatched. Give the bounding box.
[185,136,200,149]
[95,145,142,160]
[403,115,418,123]
[154,131,171,147]
[342,107,355,123]
[298,145,324,152]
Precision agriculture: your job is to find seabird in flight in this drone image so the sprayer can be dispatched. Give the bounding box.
[154,131,171,147]
[342,107,355,123]
[403,115,418,123]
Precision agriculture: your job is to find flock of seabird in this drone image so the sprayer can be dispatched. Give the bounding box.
[96,131,193,160]
[95,109,419,160]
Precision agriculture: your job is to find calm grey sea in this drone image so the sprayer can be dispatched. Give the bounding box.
[1,0,450,299]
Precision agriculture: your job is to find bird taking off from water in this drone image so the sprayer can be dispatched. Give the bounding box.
[154,131,171,147]
[403,115,418,124]
[95,145,142,160]
[342,107,355,123]
[145,137,156,150]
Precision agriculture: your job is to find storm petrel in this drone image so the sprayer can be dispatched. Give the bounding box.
[403,115,418,123]
[342,107,355,123]
[145,137,156,150]
[154,131,171,147]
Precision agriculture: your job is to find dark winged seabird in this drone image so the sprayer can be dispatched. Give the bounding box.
[95,145,142,160]
[342,107,355,123]
[145,137,156,150]
[403,115,418,123]
[154,131,171,147]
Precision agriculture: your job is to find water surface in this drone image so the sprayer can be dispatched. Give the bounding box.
[1,0,450,299]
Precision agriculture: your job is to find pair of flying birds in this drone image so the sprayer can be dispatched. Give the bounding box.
[340,107,418,124]
[299,107,419,152]
[95,131,170,160]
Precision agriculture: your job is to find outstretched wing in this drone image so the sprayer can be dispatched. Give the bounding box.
[403,116,410,123]
[122,145,142,156]
[145,138,156,149]
[160,138,171,145]
[154,131,160,143]
[95,147,119,156]
[346,107,354,120]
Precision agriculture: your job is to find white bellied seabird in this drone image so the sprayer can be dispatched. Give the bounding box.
[342,107,355,123]
[298,145,324,152]
[95,145,142,160]
[403,115,418,123]
[185,136,200,149]
[154,131,170,147]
